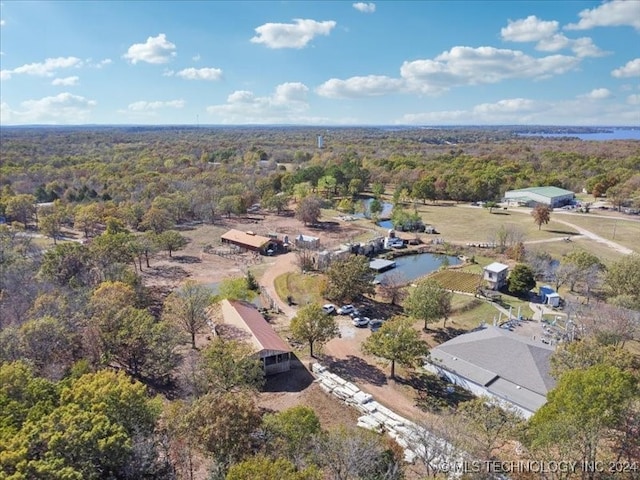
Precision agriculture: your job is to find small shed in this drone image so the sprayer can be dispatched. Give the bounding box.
[295,234,320,250]
[483,262,509,290]
[539,286,561,307]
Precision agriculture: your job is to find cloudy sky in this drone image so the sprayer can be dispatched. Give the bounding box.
[1,0,639,126]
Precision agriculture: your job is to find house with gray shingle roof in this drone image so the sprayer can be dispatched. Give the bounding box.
[424,326,556,418]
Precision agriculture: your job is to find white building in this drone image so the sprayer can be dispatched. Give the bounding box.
[483,262,509,290]
[504,186,575,208]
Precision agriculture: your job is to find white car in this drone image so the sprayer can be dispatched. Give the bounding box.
[322,304,336,315]
[352,317,370,328]
[337,304,355,315]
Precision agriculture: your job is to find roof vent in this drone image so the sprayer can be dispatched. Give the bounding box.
[246,231,255,235]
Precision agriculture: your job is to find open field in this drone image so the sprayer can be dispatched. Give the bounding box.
[274,271,325,307]
[428,270,482,293]
[524,235,627,265]
[392,203,579,244]
[551,212,640,253]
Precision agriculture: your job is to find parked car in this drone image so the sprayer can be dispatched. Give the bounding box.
[352,317,370,328]
[369,319,384,332]
[337,304,355,315]
[349,309,362,318]
[322,304,336,315]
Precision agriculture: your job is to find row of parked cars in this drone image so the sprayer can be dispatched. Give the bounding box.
[323,304,384,332]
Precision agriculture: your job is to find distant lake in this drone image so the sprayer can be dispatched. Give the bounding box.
[518,129,640,141]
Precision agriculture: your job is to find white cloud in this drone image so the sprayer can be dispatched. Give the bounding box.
[96,58,112,68]
[570,37,607,58]
[52,76,79,86]
[1,93,96,124]
[273,82,309,104]
[123,33,176,64]
[175,67,223,81]
[612,58,640,78]
[0,70,11,81]
[192,54,201,62]
[501,16,559,42]
[316,75,405,98]
[626,94,640,105]
[401,46,580,93]
[566,0,640,31]
[353,2,375,13]
[399,94,639,126]
[1,19,5,27]
[581,88,612,100]
[127,100,185,111]
[250,19,336,49]
[316,46,582,99]
[9,56,82,77]
[206,82,312,123]
[501,15,606,58]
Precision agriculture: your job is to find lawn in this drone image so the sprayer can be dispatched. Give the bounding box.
[408,203,578,244]
[525,236,627,266]
[435,293,499,332]
[551,212,640,253]
[273,271,326,307]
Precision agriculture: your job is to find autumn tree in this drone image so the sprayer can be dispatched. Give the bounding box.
[313,426,404,480]
[362,316,428,379]
[162,280,214,349]
[262,406,321,467]
[188,392,262,476]
[141,206,174,234]
[227,456,320,480]
[289,303,339,358]
[295,195,322,226]
[457,396,524,462]
[18,316,78,379]
[403,278,452,330]
[377,271,408,306]
[531,203,552,230]
[526,365,638,471]
[39,202,66,244]
[5,194,36,229]
[324,254,375,303]
[197,338,265,394]
[0,367,168,479]
[559,249,605,296]
[155,229,188,257]
[550,338,634,380]
[40,242,93,288]
[604,253,640,309]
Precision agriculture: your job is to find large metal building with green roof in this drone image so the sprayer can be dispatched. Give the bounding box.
[504,186,575,208]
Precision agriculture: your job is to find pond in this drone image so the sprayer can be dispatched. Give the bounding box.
[354,198,394,219]
[375,253,462,284]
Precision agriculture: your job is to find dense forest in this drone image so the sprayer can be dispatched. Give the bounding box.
[0,126,639,479]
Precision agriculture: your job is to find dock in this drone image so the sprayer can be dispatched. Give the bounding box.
[369,258,396,272]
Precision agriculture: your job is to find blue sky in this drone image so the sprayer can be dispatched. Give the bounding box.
[1,0,639,126]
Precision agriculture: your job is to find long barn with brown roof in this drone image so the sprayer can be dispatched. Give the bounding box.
[219,298,291,375]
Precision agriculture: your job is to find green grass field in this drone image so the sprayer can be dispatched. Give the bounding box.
[273,271,326,307]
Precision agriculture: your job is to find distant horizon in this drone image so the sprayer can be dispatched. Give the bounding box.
[1,1,639,126]
[1,123,639,130]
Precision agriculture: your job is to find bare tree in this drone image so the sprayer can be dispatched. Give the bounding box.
[378,272,408,306]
